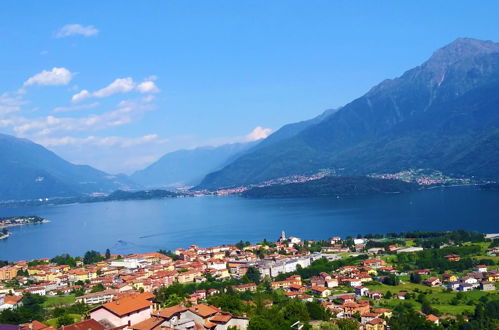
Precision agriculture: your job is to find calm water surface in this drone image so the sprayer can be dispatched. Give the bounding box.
[0,186,498,261]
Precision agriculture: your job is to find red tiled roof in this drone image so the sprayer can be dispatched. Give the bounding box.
[60,319,104,330]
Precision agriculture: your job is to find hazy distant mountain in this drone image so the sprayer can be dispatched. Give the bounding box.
[0,133,136,200]
[198,38,499,189]
[130,142,257,188]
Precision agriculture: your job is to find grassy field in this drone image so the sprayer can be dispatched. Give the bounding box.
[42,295,76,308]
[45,314,81,327]
[362,280,498,316]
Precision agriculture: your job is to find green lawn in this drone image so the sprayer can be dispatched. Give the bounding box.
[45,314,81,327]
[42,295,76,308]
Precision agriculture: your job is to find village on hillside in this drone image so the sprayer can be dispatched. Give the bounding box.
[0,230,498,329]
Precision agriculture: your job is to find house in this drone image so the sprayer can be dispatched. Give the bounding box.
[424,277,441,287]
[480,281,495,291]
[337,294,355,304]
[0,295,23,311]
[442,273,458,282]
[475,265,488,273]
[412,269,430,275]
[310,286,331,298]
[458,283,473,292]
[90,292,155,327]
[362,259,386,269]
[365,317,385,330]
[366,290,383,300]
[446,281,460,291]
[0,266,19,281]
[461,276,478,285]
[444,254,461,262]
[426,314,440,325]
[183,304,249,330]
[76,290,117,305]
[61,319,104,330]
[396,292,407,300]
[128,316,166,330]
[232,283,257,292]
[354,286,369,297]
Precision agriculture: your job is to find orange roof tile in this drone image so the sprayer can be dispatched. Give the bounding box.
[129,317,165,330]
[60,319,104,330]
[156,304,187,318]
[98,294,152,316]
[188,304,220,318]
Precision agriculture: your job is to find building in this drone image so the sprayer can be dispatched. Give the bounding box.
[480,281,495,291]
[444,254,461,262]
[90,293,155,327]
[424,277,441,287]
[61,319,104,330]
[0,266,19,281]
[76,290,117,305]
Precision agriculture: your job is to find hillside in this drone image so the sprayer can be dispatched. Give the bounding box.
[242,176,417,198]
[130,142,256,188]
[198,38,499,189]
[0,134,135,200]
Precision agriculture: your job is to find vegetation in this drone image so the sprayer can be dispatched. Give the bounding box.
[242,176,417,198]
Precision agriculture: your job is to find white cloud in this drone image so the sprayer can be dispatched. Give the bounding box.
[36,134,164,148]
[55,24,99,38]
[71,90,91,103]
[72,77,159,102]
[245,126,272,141]
[0,92,26,116]
[52,102,100,113]
[11,98,154,136]
[24,67,73,87]
[94,78,135,98]
[137,80,160,93]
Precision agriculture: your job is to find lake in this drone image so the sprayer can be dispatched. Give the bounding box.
[0,186,498,261]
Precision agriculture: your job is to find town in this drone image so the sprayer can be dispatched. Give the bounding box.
[0,230,497,329]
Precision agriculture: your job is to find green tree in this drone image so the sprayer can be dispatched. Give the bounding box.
[105,248,111,259]
[56,314,74,327]
[243,267,261,284]
[83,250,103,264]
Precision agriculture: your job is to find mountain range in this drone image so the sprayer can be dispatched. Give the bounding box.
[0,134,136,200]
[2,37,499,200]
[197,38,499,189]
[130,142,256,188]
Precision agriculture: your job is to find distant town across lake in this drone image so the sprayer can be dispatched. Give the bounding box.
[0,186,498,261]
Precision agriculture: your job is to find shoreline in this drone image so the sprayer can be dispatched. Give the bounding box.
[0,219,50,230]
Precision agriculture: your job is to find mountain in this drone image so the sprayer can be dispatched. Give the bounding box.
[198,38,499,189]
[242,176,417,198]
[0,133,136,200]
[130,142,257,188]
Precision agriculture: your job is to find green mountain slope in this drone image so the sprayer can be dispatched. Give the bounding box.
[0,133,135,200]
[198,38,499,189]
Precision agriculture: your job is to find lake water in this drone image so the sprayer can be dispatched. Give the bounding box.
[0,186,498,261]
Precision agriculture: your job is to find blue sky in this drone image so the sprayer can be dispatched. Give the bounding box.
[1,1,499,173]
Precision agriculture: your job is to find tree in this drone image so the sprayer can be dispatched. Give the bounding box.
[336,319,359,330]
[410,272,422,284]
[319,322,340,330]
[91,283,105,293]
[83,250,103,264]
[243,267,261,284]
[105,248,111,259]
[56,314,74,327]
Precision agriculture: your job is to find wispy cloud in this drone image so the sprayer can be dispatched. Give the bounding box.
[52,102,100,114]
[72,77,159,102]
[11,98,154,136]
[36,134,165,148]
[24,67,73,87]
[0,92,26,116]
[55,24,99,38]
